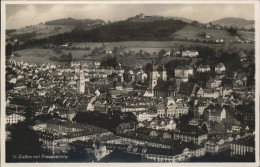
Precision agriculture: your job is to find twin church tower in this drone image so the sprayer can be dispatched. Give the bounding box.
[149,59,167,91]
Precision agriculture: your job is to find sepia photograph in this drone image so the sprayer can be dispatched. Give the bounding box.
[1,1,259,166]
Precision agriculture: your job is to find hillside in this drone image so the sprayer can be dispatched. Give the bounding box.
[22,19,187,45]
[128,15,193,23]
[210,17,254,29]
[172,25,254,43]
[6,18,106,42]
[45,17,106,27]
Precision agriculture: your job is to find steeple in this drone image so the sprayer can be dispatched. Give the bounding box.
[152,59,155,71]
[162,58,166,71]
[161,58,167,81]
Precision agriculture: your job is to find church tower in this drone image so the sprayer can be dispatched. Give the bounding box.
[149,61,158,90]
[79,64,85,93]
[161,58,167,81]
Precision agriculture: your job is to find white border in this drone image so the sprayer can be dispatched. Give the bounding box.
[1,1,259,167]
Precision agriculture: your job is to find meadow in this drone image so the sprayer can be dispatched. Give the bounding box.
[12,40,254,67]
[173,25,255,43]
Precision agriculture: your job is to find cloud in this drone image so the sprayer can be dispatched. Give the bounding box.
[6,4,255,29]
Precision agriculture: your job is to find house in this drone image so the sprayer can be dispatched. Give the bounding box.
[221,118,241,133]
[205,34,211,39]
[196,100,209,115]
[215,63,226,73]
[137,112,157,122]
[174,101,190,119]
[215,38,224,43]
[105,50,113,54]
[156,102,166,117]
[150,130,159,137]
[202,122,225,134]
[126,70,135,82]
[6,113,26,125]
[136,69,148,83]
[175,66,193,79]
[222,85,233,97]
[197,88,220,99]
[162,132,172,139]
[206,78,222,89]
[205,105,226,123]
[205,139,230,154]
[115,82,123,90]
[196,65,210,73]
[143,90,154,97]
[182,50,199,58]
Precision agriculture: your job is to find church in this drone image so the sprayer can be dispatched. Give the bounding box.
[147,60,178,98]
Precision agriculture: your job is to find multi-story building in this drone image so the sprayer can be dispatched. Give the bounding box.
[182,50,199,58]
[6,113,26,125]
[231,136,255,156]
[175,65,193,79]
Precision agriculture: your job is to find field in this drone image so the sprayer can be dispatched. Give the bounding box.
[73,41,212,54]
[173,25,233,41]
[7,24,76,41]
[12,48,63,65]
[173,25,255,43]
[12,40,254,67]
[237,31,255,41]
[12,48,91,65]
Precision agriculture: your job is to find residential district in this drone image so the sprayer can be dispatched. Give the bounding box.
[5,48,255,162]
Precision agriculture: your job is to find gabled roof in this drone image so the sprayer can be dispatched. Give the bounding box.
[178,82,198,95]
[154,80,178,91]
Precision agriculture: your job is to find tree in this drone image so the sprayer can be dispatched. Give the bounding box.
[227,26,238,36]
[68,52,72,62]
[158,49,166,59]
[68,142,88,162]
[6,43,13,60]
[6,122,43,162]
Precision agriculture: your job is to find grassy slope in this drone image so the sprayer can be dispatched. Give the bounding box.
[12,48,91,65]
[173,25,255,43]
[173,25,233,42]
[7,24,76,41]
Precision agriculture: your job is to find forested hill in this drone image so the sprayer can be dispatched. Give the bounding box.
[23,19,187,45]
[45,17,106,27]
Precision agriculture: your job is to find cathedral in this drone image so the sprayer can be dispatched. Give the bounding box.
[149,60,167,95]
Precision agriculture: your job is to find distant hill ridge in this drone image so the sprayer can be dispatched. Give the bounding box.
[45,17,106,26]
[209,17,254,28]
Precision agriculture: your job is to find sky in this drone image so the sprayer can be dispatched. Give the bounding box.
[6,4,255,29]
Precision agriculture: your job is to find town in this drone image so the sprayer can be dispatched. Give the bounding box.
[5,43,255,162]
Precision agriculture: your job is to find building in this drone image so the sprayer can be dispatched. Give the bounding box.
[205,105,227,123]
[231,136,255,156]
[206,78,222,89]
[149,64,160,90]
[161,61,167,81]
[136,69,148,83]
[178,82,199,97]
[197,88,220,99]
[215,63,226,74]
[137,112,157,122]
[153,80,178,98]
[205,139,231,154]
[196,65,210,73]
[6,113,25,125]
[175,66,193,79]
[182,50,199,58]
[173,127,207,144]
